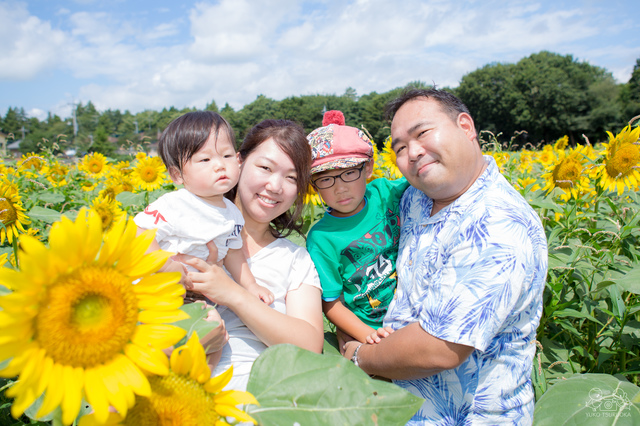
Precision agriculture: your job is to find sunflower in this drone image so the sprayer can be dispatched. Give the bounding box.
[90,195,125,231]
[596,124,640,195]
[305,185,323,206]
[377,136,403,180]
[0,209,188,425]
[541,146,592,201]
[536,148,557,167]
[135,152,147,161]
[81,181,99,192]
[79,153,110,179]
[0,181,31,245]
[18,153,48,176]
[78,333,258,426]
[132,156,167,191]
[46,162,70,187]
[554,135,569,151]
[516,177,541,193]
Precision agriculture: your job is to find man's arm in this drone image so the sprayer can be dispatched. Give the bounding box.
[344,322,474,380]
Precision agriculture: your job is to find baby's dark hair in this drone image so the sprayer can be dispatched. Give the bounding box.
[158,111,235,174]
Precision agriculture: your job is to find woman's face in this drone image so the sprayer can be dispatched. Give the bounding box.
[237,137,299,227]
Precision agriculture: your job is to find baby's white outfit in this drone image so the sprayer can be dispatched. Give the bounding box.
[134,188,244,267]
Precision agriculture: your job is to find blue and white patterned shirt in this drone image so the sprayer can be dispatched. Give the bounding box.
[385,156,548,425]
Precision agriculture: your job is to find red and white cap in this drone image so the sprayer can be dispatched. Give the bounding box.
[307,110,374,175]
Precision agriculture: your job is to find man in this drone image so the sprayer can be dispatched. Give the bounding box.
[343,89,548,425]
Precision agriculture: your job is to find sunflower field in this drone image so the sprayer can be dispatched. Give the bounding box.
[0,120,639,425]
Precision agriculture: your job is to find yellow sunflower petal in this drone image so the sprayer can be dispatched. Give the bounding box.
[204,366,233,394]
[36,362,65,419]
[113,354,151,397]
[61,366,84,425]
[215,404,257,424]
[133,272,182,295]
[138,308,189,324]
[102,362,129,417]
[124,343,170,376]
[170,345,194,376]
[84,368,111,425]
[215,390,259,406]
[132,324,186,349]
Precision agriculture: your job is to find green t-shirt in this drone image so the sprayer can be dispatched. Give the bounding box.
[306,177,410,327]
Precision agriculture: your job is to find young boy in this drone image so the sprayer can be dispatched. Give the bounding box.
[306,111,410,344]
[134,111,274,366]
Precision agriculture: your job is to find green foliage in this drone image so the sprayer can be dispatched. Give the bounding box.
[534,374,640,424]
[457,51,627,146]
[246,344,424,425]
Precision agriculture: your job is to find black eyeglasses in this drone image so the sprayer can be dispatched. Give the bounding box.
[312,163,365,189]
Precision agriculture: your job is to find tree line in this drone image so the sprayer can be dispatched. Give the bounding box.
[1,51,638,158]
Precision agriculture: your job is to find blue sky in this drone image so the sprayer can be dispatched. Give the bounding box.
[1,0,638,121]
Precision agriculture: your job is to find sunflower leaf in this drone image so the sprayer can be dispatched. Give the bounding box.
[27,206,62,224]
[172,302,220,347]
[533,373,640,424]
[247,344,423,425]
[35,192,66,205]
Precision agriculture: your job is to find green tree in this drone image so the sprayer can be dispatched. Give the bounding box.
[457,51,621,146]
[619,58,640,122]
[89,125,115,156]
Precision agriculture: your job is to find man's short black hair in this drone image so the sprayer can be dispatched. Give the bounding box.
[384,88,471,123]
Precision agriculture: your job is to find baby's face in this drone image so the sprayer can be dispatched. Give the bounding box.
[174,130,240,206]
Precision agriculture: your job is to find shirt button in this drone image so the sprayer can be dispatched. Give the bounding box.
[408,260,412,266]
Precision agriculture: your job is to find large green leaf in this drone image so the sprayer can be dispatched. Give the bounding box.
[534,373,640,425]
[27,206,62,223]
[247,344,423,425]
[172,302,219,347]
[35,192,66,205]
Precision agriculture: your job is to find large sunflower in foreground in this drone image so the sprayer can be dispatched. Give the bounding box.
[0,180,31,245]
[79,152,110,179]
[541,145,592,201]
[596,124,640,195]
[79,333,258,426]
[0,209,188,425]
[132,156,167,191]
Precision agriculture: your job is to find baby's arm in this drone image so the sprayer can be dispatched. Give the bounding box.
[323,299,376,344]
[224,248,274,305]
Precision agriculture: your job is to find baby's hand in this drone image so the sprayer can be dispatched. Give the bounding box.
[251,284,274,305]
[365,326,395,344]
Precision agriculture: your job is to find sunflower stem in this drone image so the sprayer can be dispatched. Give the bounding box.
[11,236,19,269]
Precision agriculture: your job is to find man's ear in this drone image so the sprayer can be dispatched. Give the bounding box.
[458,112,477,142]
[168,167,183,184]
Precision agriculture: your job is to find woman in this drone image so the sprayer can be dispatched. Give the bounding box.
[178,119,324,391]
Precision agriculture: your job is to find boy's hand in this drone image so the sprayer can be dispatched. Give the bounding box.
[365,326,395,344]
[200,305,228,353]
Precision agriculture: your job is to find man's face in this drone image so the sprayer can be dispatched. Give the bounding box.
[390,97,485,210]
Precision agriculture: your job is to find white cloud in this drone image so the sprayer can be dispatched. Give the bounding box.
[0,2,67,79]
[1,0,637,117]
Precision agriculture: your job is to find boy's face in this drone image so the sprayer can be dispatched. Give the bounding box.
[170,129,240,206]
[312,161,373,218]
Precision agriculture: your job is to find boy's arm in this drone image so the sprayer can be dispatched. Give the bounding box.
[323,299,376,344]
[224,248,274,304]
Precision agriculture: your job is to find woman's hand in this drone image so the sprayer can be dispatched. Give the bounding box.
[174,241,242,306]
